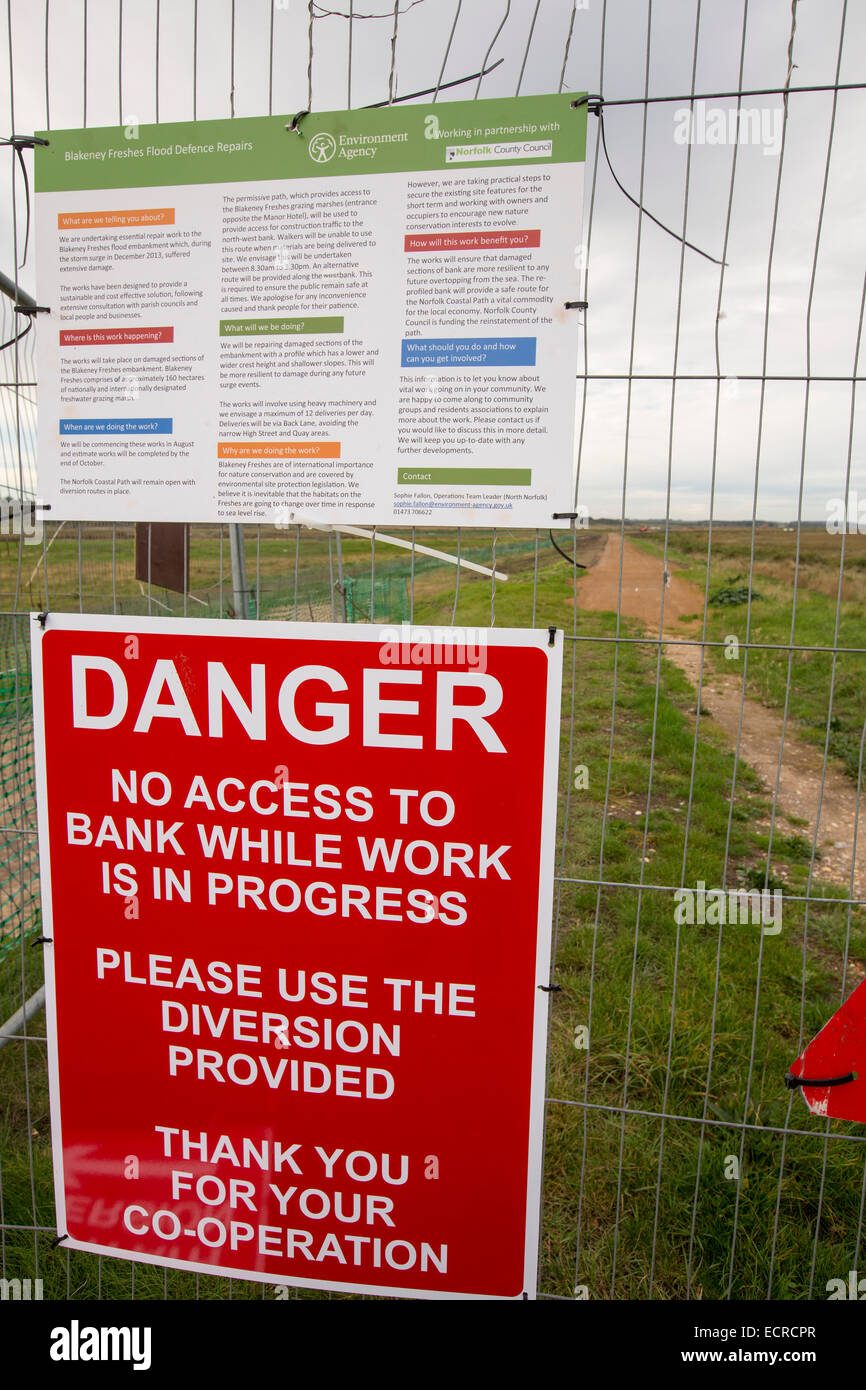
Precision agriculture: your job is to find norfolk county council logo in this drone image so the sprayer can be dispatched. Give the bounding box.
[308,132,336,163]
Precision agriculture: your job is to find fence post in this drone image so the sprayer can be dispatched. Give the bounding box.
[228,522,249,618]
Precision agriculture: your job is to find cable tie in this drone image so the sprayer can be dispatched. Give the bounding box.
[596,105,725,266]
[15,303,50,316]
[1,134,50,148]
[538,983,562,992]
[287,110,310,136]
[549,530,587,569]
[364,56,505,108]
[36,611,49,628]
[0,318,33,352]
[564,300,588,310]
[33,936,53,946]
[547,626,557,648]
[784,1070,857,1090]
[51,1233,68,1248]
[571,95,604,116]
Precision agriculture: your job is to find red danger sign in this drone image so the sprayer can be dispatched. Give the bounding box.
[32,615,562,1300]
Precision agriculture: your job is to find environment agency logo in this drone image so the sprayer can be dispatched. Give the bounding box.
[308,131,336,163]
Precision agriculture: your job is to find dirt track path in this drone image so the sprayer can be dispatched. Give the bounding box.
[577,532,866,899]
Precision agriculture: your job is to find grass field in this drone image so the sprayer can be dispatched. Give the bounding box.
[1,523,865,1299]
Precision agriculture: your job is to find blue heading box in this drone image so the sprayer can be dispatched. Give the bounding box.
[401,337,536,369]
[59,418,173,435]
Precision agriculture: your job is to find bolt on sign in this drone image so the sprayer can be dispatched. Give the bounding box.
[32,614,562,1299]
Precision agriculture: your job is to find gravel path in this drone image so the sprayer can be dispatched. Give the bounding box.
[576,532,866,900]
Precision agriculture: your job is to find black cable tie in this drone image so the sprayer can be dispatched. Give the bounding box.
[364,56,505,109]
[36,611,49,628]
[51,1233,68,1248]
[1,134,50,148]
[15,303,50,316]
[785,1070,857,1090]
[547,626,557,648]
[564,300,588,310]
[287,110,309,136]
[538,982,562,992]
[571,95,604,116]
[33,935,53,946]
[549,530,587,569]
[0,317,32,353]
[597,105,726,267]
[553,512,581,519]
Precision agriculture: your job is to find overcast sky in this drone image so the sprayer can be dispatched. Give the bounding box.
[2,0,864,521]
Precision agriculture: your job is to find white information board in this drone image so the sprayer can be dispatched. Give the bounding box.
[36,94,586,527]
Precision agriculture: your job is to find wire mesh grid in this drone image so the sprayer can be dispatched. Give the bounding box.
[0,0,864,1301]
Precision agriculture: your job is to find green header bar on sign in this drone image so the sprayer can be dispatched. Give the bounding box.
[35,92,586,192]
[396,469,532,486]
[219,316,344,337]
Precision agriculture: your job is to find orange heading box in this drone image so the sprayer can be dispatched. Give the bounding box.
[217,442,341,460]
[58,208,175,230]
